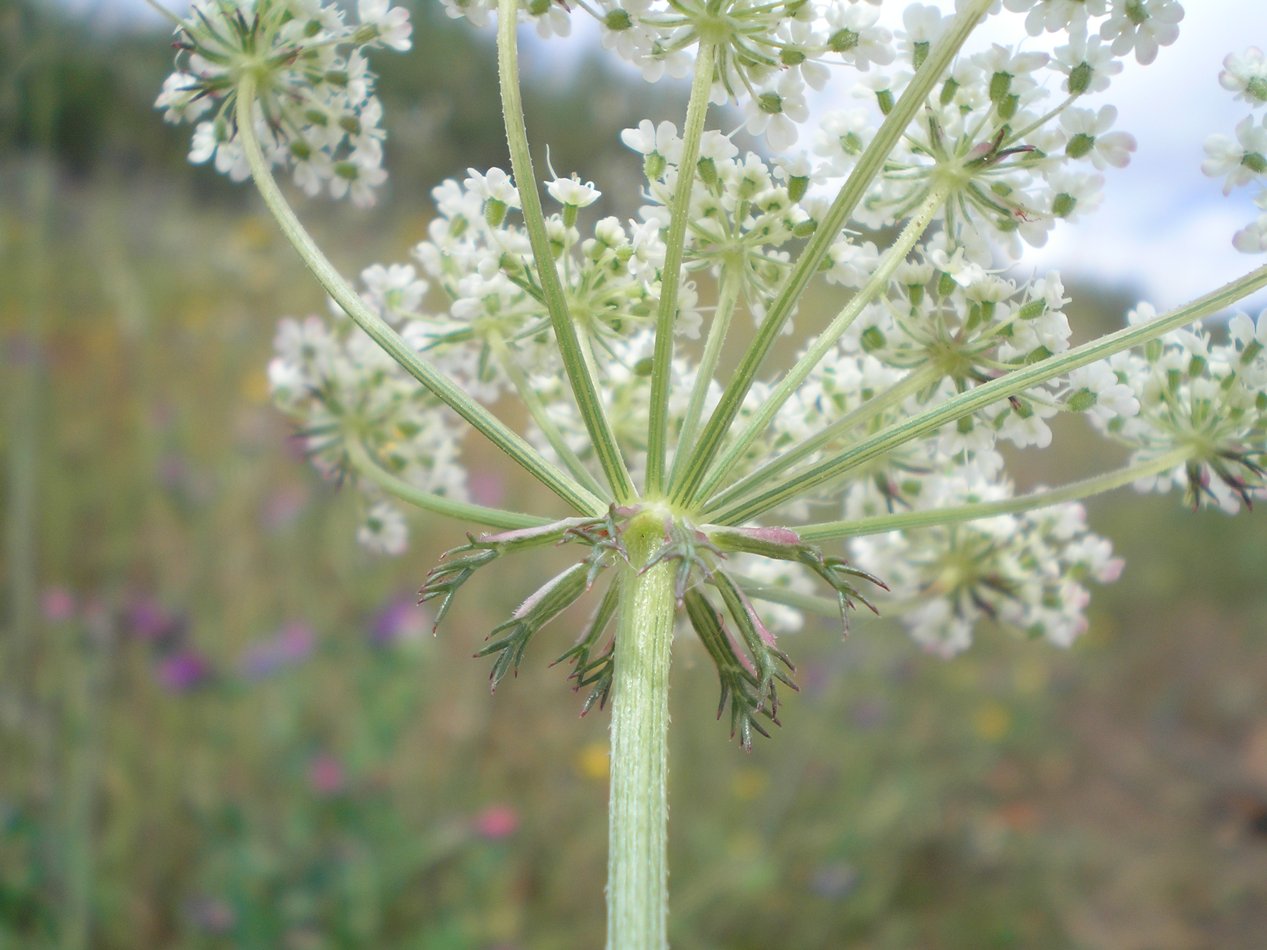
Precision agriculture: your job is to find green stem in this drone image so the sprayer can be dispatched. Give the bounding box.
[496,0,636,503]
[669,258,742,485]
[1002,92,1078,150]
[488,332,607,498]
[670,0,994,507]
[345,440,549,530]
[795,447,1196,543]
[646,41,718,495]
[233,79,604,517]
[683,182,951,508]
[607,512,677,950]
[713,262,1267,526]
[701,365,942,517]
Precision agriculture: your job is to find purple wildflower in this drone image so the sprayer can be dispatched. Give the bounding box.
[41,586,77,623]
[369,595,430,648]
[125,595,186,643]
[156,649,213,692]
[238,622,316,679]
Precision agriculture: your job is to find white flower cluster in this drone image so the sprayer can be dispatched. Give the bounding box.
[156,0,411,206]
[769,258,1080,504]
[410,168,697,394]
[1003,0,1183,66]
[1203,47,1267,253]
[439,1,1173,160]
[623,120,821,309]
[812,28,1142,264]
[268,312,468,554]
[735,258,1131,649]
[852,478,1123,656]
[1090,307,1267,513]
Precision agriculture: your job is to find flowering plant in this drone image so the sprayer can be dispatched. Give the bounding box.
[155,0,1267,944]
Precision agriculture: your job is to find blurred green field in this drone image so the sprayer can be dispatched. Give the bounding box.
[4,2,1267,948]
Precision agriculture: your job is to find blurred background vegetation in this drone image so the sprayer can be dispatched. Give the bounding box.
[3,1,1267,947]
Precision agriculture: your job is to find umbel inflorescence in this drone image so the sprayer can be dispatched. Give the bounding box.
[159,0,1267,746]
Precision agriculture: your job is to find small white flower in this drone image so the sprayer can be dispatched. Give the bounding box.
[1066,362,1140,421]
[1005,0,1108,37]
[464,167,521,208]
[1220,47,1267,107]
[361,263,427,324]
[825,239,880,290]
[1233,191,1267,253]
[1053,29,1123,95]
[155,72,210,124]
[330,150,388,207]
[529,1,572,39]
[1203,116,1267,195]
[1060,105,1137,170]
[358,0,413,51]
[905,599,975,658]
[546,175,602,208]
[824,2,895,72]
[928,246,988,288]
[620,120,682,163]
[358,502,408,555]
[997,407,1054,449]
[188,121,221,166]
[439,0,494,26]
[1100,0,1183,66]
[899,4,949,54]
[292,144,335,197]
[741,73,807,151]
[812,108,873,177]
[1228,309,1267,387]
[697,130,739,164]
[1044,168,1104,221]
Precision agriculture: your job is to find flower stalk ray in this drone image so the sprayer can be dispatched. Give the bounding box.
[497,0,637,503]
[708,263,1267,527]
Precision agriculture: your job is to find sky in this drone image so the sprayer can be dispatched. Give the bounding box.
[976,1,1267,313]
[94,0,1267,312]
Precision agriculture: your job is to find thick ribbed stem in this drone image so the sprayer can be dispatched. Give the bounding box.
[606,513,676,950]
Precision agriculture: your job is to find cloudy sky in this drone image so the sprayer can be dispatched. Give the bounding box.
[974,1,1267,313]
[105,0,1267,311]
